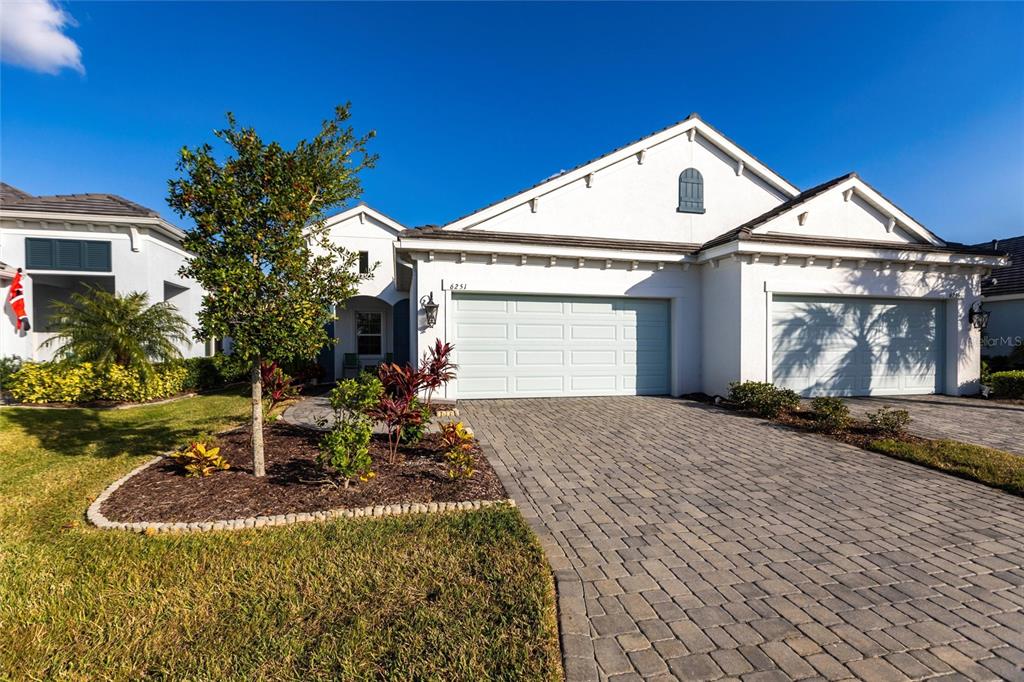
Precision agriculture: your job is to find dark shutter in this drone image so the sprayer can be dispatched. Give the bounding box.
[678,168,705,213]
[23,238,111,271]
[25,238,54,269]
[359,251,370,274]
[83,241,111,271]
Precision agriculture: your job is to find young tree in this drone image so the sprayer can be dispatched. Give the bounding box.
[168,105,375,476]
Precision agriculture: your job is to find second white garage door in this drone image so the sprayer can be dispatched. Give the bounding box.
[772,295,944,397]
[452,293,670,399]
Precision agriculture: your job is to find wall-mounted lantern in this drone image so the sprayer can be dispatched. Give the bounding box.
[420,292,439,328]
[969,301,990,331]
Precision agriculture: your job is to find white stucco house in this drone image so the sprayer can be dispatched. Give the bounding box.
[0,183,207,362]
[322,114,1008,400]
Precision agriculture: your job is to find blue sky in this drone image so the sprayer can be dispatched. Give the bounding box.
[2,1,1022,243]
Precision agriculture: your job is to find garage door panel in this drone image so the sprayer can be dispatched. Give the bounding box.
[773,295,942,397]
[454,293,670,399]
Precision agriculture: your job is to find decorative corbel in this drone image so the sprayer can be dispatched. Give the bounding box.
[682,262,691,271]
[777,254,789,266]
[657,261,665,271]
[686,128,696,142]
[358,212,366,224]
[636,149,647,165]
[427,251,435,262]
[458,252,467,263]
[736,159,745,177]
[520,255,528,266]
[530,197,539,213]
[585,173,594,188]
[886,216,896,233]
[630,260,639,271]
[843,188,854,202]
[830,258,842,269]
[128,225,142,252]
[603,259,612,270]
[549,256,557,267]
[749,254,761,265]
[490,253,498,264]
[803,256,816,268]
[577,257,585,268]
[857,259,867,268]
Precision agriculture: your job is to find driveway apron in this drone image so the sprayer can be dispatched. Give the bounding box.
[460,397,1024,681]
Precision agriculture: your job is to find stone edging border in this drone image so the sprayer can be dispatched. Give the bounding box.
[86,454,515,534]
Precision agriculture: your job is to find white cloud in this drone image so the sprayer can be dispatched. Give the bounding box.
[1,0,84,75]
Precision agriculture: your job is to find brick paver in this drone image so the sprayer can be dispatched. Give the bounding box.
[460,397,1024,681]
[843,395,1024,456]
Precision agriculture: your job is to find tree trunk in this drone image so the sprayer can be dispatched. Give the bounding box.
[251,360,265,477]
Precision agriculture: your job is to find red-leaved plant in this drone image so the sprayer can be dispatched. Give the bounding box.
[260,361,299,412]
[368,395,424,463]
[420,340,456,408]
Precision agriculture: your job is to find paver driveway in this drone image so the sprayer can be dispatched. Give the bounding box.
[460,397,1024,681]
[843,395,1024,457]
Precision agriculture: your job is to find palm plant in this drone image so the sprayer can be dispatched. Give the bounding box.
[41,286,191,374]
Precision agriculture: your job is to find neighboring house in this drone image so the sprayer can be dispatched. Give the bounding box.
[975,234,1023,362]
[0,183,207,362]
[324,114,1008,400]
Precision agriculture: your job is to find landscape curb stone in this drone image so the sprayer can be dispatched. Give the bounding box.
[87,454,515,533]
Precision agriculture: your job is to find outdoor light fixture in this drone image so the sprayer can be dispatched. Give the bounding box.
[421,292,439,328]
[969,302,990,331]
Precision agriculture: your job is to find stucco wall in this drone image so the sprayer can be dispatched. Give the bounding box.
[736,257,982,396]
[751,189,919,245]
[409,252,702,400]
[699,258,742,396]
[324,212,407,305]
[463,132,789,244]
[0,221,204,362]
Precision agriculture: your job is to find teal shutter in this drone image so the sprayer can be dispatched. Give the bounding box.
[23,238,111,271]
[25,238,54,269]
[83,241,111,271]
[678,168,705,213]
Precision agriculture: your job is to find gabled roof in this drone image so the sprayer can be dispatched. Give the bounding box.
[0,185,161,218]
[440,113,801,231]
[322,202,406,235]
[975,235,1024,297]
[701,172,945,250]
[400,226,701,254]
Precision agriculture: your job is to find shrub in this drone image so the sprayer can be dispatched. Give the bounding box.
[0,355,22,390]
[7,361,188,404]
[399,398,433,446]
[170,437,229,477]
[260,361,299,411]
[440,421,476,480]
[728,381,800,418]
[420,340,456,407]
[369,395,424,464]
[317,420,374,488]
[989,370,1024,399]
[867,406,912,438]
[177,356,231,391]
[810,396,852,433]
[328,372,384,419]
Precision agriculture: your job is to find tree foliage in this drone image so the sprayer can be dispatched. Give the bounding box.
[41,286,190,375]
[167,104,376,365]
[167,104,376,475]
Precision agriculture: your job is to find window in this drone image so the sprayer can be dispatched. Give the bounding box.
[678,168,705,214]
[25,238,112,272]
[355,311,382,355]
[358,251,370,274]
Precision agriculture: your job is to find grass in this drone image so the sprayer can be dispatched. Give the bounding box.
[0,389,561,680]
[869,437,1024,497]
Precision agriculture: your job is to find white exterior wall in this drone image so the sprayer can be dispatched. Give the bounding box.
[731,257,983,397]
[0,221,204,361]
[325,212,405,305]
[700,258,742,396]
[409,252,702,400]
[982,296,1024,358]
[463,133,788,244]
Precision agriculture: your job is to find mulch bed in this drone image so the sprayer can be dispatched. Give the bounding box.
[101,424,507,523]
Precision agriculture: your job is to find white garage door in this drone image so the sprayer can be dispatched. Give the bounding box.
[772,295,943,397]
[452,293,670,399]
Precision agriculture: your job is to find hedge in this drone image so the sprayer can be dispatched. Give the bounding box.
[7,361,191,404]
[989,370,1024,399]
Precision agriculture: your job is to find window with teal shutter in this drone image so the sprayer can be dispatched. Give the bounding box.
[25,238,111,272]
[678,168,705,214]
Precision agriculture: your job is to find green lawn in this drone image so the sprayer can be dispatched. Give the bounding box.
[870,437,1024,497]
[0,391,561,681]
